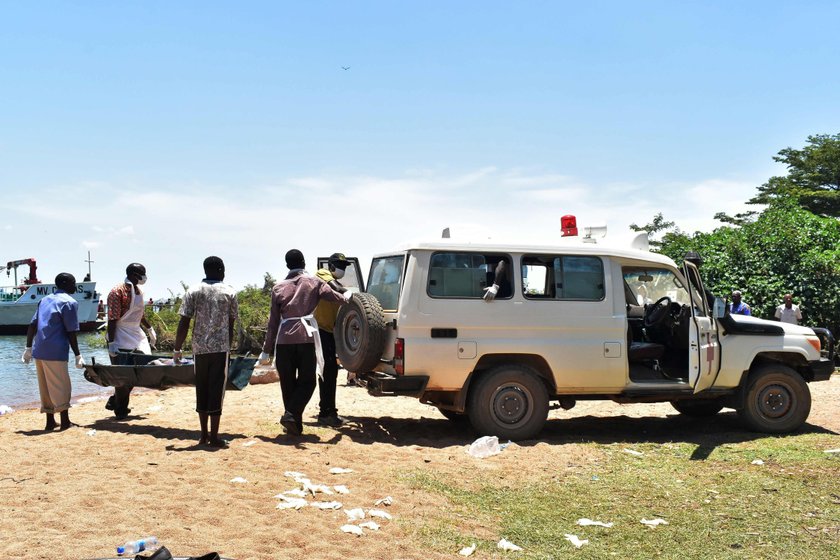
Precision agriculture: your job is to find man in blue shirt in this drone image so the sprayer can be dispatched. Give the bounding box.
[22,273,86,430]
[729,290,751,316]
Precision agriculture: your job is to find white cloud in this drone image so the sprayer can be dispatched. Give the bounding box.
[0,168,763,298]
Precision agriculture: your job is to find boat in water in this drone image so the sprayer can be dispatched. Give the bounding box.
[0,257,103,335]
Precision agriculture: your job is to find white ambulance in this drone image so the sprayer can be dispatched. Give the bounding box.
[335,223,835,440]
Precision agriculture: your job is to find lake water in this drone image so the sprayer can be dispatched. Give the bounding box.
[0,334,113,411]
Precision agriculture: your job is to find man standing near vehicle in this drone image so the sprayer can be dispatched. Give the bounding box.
[775,294,803,325]
[22,273,85,431]
[313,253,352,426]
[173,256,239,448]
[729,290,751,315]
[105,263,156,419]
[259,249,351,436]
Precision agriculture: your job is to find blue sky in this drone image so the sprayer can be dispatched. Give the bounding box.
[2,2,840,297]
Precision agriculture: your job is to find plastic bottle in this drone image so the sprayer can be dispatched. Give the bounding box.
[116,536,159,556]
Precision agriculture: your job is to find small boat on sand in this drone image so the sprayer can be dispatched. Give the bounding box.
[83,352,257,390]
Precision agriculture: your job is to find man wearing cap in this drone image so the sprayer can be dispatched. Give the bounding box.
[729,290,751,316]
[259,249,352,435]
[313,253,352,426]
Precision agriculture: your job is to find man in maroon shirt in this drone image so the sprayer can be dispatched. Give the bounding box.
[259,249,351,435]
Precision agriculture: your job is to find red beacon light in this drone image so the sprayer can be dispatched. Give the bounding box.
[561,215,578,237]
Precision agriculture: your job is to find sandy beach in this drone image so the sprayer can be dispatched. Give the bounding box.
[2,369,838,560]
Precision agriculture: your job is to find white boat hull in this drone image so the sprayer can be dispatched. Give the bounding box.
[0,281,102,334]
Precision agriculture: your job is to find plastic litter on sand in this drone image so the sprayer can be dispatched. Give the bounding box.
[329,467,354,474]
[459,543,477,556]
[824,449,840,454]
[341,524,363,536]
[276,498,307,510]
[374,496,393,506]
[242,440,258,447]
[0,405,14,415]
[230,477,247,483]
[577,518,613,528]
[368,509,392,520]
[86,429,96,436]
[467,435,501,458]
[564,534,589,548]
[345,508,365,521]
[641,518,669,527]
[497,538,523,552]
[279,488,307,498]
[751,459,765,465]
[623,448,644,457]
[310,501,343,510]
[305,482,333,495]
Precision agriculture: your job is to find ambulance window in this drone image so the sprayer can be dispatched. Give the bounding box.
[622,267,690,306]
[522,255,604,301]
[427,252,512,299]
[367,255,405,311]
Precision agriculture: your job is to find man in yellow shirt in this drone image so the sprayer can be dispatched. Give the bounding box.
[313,253,351,426]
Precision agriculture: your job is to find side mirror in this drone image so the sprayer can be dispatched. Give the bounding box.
[713,297,727,319]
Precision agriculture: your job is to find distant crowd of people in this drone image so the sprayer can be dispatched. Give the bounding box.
[21,250,353,444]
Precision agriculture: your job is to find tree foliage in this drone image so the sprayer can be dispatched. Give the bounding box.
[139,274,275,354]
[629,212,679,248]
[748,133,840,217]
[656,200,840,335]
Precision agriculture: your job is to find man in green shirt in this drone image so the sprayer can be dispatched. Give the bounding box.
[313,253,351,426]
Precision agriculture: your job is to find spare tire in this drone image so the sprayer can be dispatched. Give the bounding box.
[335,293,388,373]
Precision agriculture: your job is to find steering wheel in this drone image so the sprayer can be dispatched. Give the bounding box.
[644,296,673,328]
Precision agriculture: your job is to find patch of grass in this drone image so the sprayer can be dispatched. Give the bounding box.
[401,439,840,559]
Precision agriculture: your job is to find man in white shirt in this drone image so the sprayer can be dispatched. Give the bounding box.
[775,294,803,325]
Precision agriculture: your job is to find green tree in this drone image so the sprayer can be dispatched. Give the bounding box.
[657,200,840,334]
[262,272,276,294]
[629,212,679,248]
[748,133,840,217]
[235,282,272,353]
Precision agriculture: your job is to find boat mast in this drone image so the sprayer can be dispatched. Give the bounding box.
[85,251,94,281]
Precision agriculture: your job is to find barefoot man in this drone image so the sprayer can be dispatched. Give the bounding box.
[173,256,239,448]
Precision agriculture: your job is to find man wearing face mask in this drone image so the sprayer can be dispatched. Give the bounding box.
[105,262,157,419]
[313,253,352,426]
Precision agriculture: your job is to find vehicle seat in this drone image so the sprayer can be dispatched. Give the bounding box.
[629,341,665,362]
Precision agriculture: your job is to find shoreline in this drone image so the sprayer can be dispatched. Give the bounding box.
[0,385,156,414]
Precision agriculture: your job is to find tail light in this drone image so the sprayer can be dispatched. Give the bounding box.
[394,338,405,375]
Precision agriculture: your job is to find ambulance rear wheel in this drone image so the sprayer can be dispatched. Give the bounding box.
[467,365,549,441]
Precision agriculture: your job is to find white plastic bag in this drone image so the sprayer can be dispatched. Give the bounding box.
[467,436,501,458]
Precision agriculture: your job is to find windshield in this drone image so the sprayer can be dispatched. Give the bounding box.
[367,255,405,311]
[623,267,690,306]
